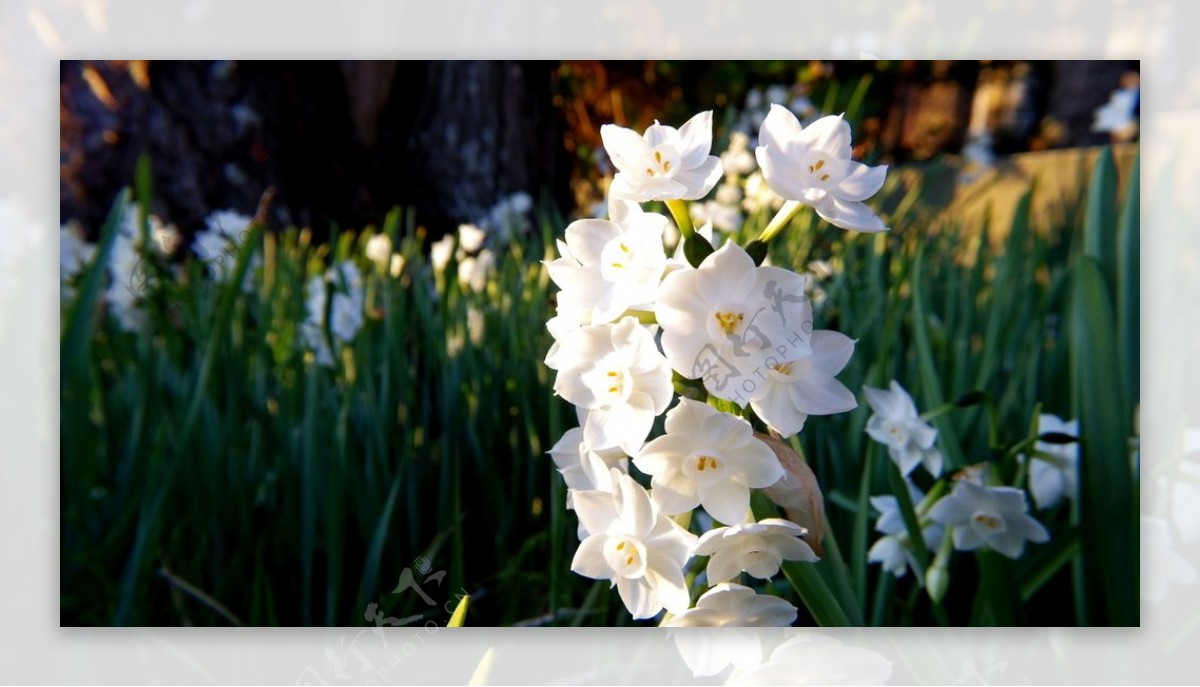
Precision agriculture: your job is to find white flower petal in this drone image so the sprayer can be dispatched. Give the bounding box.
[758,104,804,153]
[600,124,647,175]
[676,110,715,168]
[928,492,973,526]
[813,195,888,233]
[699,479,752,526]
[616,576,661,619]
[791,372,858,416]
[799,114,852,158]
[571,490,619,536]
[564,219,620,266]
[836,161,887,201]
[670,156,724,200]
[571,534,614,578]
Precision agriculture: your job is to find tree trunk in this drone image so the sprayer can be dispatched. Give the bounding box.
[60,60,569,241]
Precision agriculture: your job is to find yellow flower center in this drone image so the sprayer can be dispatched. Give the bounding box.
[714,311,745,336]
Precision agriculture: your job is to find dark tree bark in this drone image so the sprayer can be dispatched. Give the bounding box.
[60,60,570,242]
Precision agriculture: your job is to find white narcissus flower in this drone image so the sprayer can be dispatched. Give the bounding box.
[663,583,797,627]
[205,209,253,240]
[656,241,812,407]
[545,202,670,324]
[570,471,697,619]
[389,253,406,278]
[457,248,495,293]
[634,398,783,525]
[548,411,629,510]
[365,233,392,269]
[693,518,818,583]
[457,223,487,253]
[547,316,673,455]
[602,111,723,202]
[867,483,944,578]
[1024,413,1080,510]
[756,105,889,233]
[749,329,858,438]
[301,261,365,367]
[928,479,1050,559]
[430,234,455,272]
[60,223,96,302]
[864,380,943,477]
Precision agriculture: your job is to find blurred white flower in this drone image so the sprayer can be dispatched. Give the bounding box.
[106,224,146,332]
[1092,85,1139,140]
[742,171,784,214]
[365,233,392,269]
[664,584,797,627]
[864,380,943,477]
[389,253,406,278]
[603,111,723,202]
[458,223,487,253]
[430,234,455,272]
[669,627,764,678]
[928,480,1049,559]
[479,192,533,243]
[867,482,944,578]
[696,201,745,233]
[457,249,495,293]
[655,241,811,406]
[191,228,233,280]
[547,316,673,455]
[150,216,181,256]
[721,132,758,177]
[1023,413,1080,510]
[466,304,485,345]
[726,633,892,685]
[204,209,253,241]
[301,261,364,367]
[634,398,783,525]
[694,518,818,582]
[60,222,95,302]
[756,106,889,232]
[716,182,743,206]
[571,471,696,619]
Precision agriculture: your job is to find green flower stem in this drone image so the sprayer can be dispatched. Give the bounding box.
[756,199,804,244]
[619,308,657,325]
[664,199,695,239]
[914,479,949,518]
[887,461,949,625]
[917,401,956,423]
[751,492,855,626]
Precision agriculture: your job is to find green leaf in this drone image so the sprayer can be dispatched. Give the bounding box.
[911,243,966,470]
[1116,151,1139,406]
[1083,146,1118,292]
[358,474,404,610]
[1070,255,1137,626]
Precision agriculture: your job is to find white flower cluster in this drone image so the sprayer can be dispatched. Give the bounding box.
[429,223,496,294]
[301,261,365,367]
[862,380,1056,586]
[545,107,888,623]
